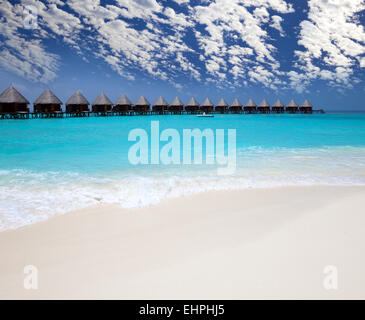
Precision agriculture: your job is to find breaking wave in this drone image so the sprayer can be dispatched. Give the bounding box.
[1,146,365,231]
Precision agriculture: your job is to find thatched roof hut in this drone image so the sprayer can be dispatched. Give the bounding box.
[300,100,313,113]
[34,89,62,113]
[244,99,257,113]
[272,99,284,113]
[0,85,29,104]
[66,91,90,113]
[92,93,113,112]
[34,89,62,105]
[152,96,168,112]
[200,98,214,113]
[215,98,228,113]
[229,98,243,112]
[258,99,270,113]
[169,96,184,112]
[286,100,299,113]
[134,96,150,113]
[185,97,200,112]
[114,94,132,112]
[0,85,30,113]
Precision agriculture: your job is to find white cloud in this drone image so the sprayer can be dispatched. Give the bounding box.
[65,0,199,80]
[292,0,365,92]
[360,57,365,68]
[0,1,60,83]
[0,0,364,94]
[172,0,190,4]
[271,15,284,36]
[191,0,294,87]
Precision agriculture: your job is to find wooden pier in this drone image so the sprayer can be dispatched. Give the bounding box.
[0,109,325,120]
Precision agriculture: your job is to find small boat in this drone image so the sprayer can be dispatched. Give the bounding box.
[197,112,214,118]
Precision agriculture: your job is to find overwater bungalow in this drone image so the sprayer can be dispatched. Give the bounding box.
[113,94,132,112]
[169,96,184,112]
[66,91,90,113]
[134,96,150,113]
[244,99,257,113]
[185,97,200,112]
[92,93,112,113]
[215,98,228,113]
[272,99,285,113]
[0,85,29,113]
[34,89,62,113]
[200,98,214,113]
[258,99,270,114]
[229,98,243,113]
[152,96,168,113]
[300,100,313,114]
[286,100,299,113]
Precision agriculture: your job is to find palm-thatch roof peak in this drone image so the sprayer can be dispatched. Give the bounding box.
[230,98,242,107]
[186,97,200,107]
[216,98,228,107]
[258,99,270,107]
[153,96,168,106]
[287,100,299,107]
[200,97,214,107]
[92,93,112,106]
[115,94,132,106]
[135,96,150,106]
[301,100,312,107]
[34,89,62,105]
[244,99,256,107]
[66,91,89,105]
[169,96,184,107]
[0,85,29,104]
[272,99,284,107]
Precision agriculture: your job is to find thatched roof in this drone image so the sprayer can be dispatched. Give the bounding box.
[287,100,299,108]
[92,93,112,106]
[66,91,89,105]
[216,98,228,107]
[115,94,132,106]
[135,96,150,106]
[186,97,199,107]
[244,99,256,107]
[301,100,312,108]
[200,98,214,107]
[0,85,29,104]
[34,89,62,105]
[153,96,168,106]
[258,99,270,107]
[169,96,184,107]
[230,98,242,107]
[272,99,284,107]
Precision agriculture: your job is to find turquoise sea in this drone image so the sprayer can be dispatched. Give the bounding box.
[1,113,365,230]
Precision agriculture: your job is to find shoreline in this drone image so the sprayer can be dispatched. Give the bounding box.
[1,185,365,299]
[2,181,365,233]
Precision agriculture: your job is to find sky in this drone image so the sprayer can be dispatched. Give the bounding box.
[0,0,364,111]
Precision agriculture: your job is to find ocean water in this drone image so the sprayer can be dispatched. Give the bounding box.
[1,113,365,230]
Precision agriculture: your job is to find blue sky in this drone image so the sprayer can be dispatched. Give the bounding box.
[0,0,365,110]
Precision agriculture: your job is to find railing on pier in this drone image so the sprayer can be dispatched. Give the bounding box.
[0,109,325,120]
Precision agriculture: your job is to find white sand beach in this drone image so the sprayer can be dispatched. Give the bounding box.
[0,186,365,299]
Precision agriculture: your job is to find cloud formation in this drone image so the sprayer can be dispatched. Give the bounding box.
[0,0,364,93]
[293,0,365,92]
[0,1,62,82]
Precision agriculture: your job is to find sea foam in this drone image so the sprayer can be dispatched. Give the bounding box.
[1,145,365,231]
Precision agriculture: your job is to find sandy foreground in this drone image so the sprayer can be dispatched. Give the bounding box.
[0,186,365,299]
